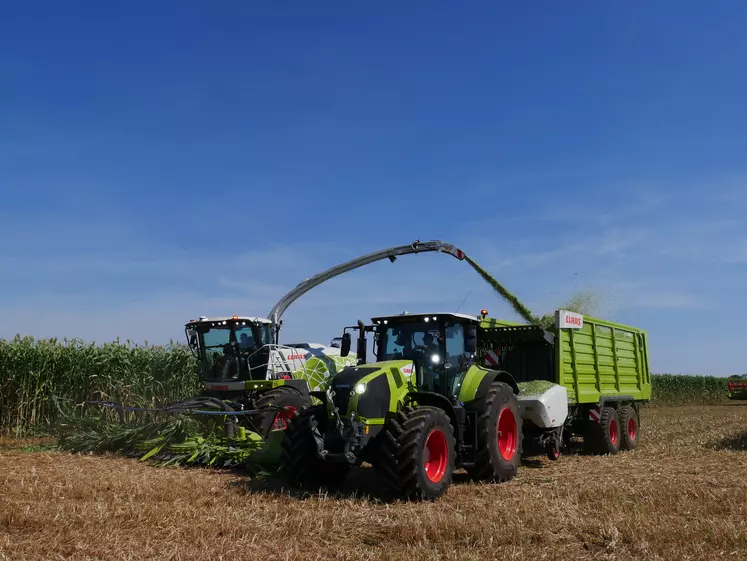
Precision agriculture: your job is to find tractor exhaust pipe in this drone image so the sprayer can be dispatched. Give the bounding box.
[356,320,367,364]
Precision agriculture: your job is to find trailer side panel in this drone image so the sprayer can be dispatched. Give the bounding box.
[557,317,651,404]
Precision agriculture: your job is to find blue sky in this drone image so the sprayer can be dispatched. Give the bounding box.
[1,2,746,375]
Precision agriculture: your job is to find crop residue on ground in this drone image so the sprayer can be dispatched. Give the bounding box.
[3,404,747,560]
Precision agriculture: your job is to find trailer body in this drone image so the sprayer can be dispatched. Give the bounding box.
[478,309,651,456]
[556,314,652,404]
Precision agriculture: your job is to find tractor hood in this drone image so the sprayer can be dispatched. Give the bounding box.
[329,360,415,419]
[331,360,415,390]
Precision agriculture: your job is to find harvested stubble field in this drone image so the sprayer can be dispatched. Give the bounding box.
[2,404,747,561]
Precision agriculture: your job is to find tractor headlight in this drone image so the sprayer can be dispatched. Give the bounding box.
[355,383,366,394]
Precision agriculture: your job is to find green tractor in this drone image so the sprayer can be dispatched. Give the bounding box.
[280,311,526,501]
[280,308,652,500]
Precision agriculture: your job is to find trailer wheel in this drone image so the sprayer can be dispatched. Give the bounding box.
[280,405,350,491]
[597,406,621,455]
[466,381,522,482]
[377,405,455,501]
[618,405,639,451]
[546,439,561,461]
[253,387,310,437]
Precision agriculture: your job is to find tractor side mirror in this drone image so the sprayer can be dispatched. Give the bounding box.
[340,332,352,357]
[465,325,477,354]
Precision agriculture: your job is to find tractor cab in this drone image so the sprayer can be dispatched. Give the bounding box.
[184,316,274,383]
[340,311,482,402]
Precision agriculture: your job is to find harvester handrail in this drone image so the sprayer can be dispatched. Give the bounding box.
[266,239,466,338]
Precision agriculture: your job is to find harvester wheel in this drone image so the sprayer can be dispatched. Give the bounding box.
[253,387,310,438]
[618,405,639,451]
[466,381,522,482]
[280,405,349,492]
[377,405,455,501]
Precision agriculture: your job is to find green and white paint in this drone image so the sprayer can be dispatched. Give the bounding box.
[290,352,358,391]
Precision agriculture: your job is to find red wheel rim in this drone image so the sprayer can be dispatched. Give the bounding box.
[610,418,619,445]
[424,429,449,483]
[497,407,518,460]
[628,417,637,440]
[273,406,297,430]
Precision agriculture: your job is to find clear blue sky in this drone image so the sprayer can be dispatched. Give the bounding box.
[2,2,746,375]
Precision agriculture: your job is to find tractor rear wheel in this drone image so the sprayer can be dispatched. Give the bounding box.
[253,387,310,438]
[377,405,455,501]
[466,381,522,482]
[618,405,639,451]
[280,405,350,492]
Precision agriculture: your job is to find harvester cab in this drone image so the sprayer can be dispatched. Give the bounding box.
[183,315,358,437]
[185,316,274,387]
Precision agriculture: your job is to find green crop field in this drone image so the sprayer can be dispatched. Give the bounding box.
[649,373,730,405]
[0,336,200,435]
[0,335,733,434]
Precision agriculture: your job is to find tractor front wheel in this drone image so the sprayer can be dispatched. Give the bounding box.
[280,405,350,492]
[466,381,522,482]
[253,387,310,438]
[377,405,456,501]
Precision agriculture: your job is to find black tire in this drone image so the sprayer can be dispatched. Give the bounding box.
[466,381,522,482]
[597,406,621,455]
[280,405,350,491]
[252,387,310,438]
[562,426,573,448]
[546,429,561,461]
[618,405,639,451]
[376,405,456,501]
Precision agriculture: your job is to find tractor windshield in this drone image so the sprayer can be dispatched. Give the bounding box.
[376,321,441,363]
[375,320,444,392]
[192,322,273,382]
[376,317,474,400]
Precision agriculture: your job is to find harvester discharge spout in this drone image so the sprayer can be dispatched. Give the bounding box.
[266,239,467,341]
